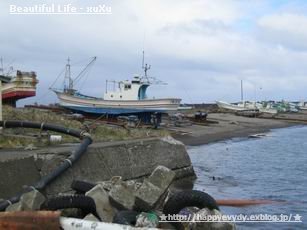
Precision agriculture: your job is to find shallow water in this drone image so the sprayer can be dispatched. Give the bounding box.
[188,126,307,229]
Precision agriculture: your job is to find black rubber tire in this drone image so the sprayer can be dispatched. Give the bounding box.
[71,180,96,194]
[41,195,98,218]
[163,190,219,215]
[113,210,140,226]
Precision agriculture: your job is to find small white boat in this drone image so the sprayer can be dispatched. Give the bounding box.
[248,133,267,138]
[258,104,278,114]
[217,80,279,115]
[298,101,307,111]
[216,101,257,111]
[217,101,278,114]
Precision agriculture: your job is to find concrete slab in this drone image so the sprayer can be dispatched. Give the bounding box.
[0,156,41,199]
[0,137,195,199]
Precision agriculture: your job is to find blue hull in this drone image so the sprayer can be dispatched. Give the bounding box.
[64,106,163,115]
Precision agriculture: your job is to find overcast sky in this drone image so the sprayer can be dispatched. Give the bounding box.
[1,0,307,105]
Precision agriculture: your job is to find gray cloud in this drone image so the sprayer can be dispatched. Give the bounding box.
[1,0,307,106]
[257,13,307,51]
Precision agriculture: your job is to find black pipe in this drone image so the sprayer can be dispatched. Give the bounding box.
[71,180,97,194]
[0,120,92,211]
[41,195,99,219]
[0,120,84,138]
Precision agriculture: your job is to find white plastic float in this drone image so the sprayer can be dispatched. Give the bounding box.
[60,217,161,230]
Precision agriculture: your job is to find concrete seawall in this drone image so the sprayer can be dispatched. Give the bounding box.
[0,136,195,199]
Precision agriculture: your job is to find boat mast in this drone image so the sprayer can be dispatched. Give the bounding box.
[106,80,108,94]
[241,80,244,102]
[64,57,73,92]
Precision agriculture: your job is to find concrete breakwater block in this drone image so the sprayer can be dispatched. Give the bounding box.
[85,184,115,222]
[109,180,136,210]
[6,190,45,212]
[83,166,176,222]
[135,166,176,211]
[147,165,176,189]
[135,181,165,211]
[0,137,195,199]
[2,166,231,230]
[107,166,176,212]
[63,166,173,222]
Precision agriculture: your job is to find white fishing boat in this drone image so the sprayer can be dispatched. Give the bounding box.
[216,80,278,115]
[217,100,279,114]
[257,103,278,114]
[217,81,257,112]
[216,101,257,111]
[258,107,278,114]
[298,102,307,111]
[52,56,182,115]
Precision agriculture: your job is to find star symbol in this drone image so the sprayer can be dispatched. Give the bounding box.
[160,214,167,221]
[294,214,302,222]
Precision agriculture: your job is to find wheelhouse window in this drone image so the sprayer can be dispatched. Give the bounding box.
[124,84,131,90]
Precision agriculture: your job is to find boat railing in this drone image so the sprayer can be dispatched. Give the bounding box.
[74,92,100,100]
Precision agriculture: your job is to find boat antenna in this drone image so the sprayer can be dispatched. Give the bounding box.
[4,58,15,76]
[142,50,151,79]
[141,51,167,85]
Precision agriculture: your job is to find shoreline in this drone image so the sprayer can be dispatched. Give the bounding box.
[171,113,301,146]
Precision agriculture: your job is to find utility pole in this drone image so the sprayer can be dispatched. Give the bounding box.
[240,80,244,102]
[0,57,3,75]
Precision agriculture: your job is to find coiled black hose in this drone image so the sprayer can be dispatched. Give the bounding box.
[163,190,219,215]
[0,120,92,211]
[163,190,219,230]
[41,195,98,218]
[71,180,96,194]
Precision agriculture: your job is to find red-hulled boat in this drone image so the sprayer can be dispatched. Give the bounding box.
[0,70,38,106]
